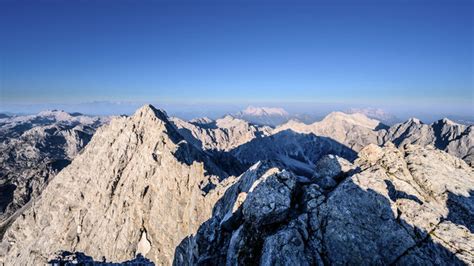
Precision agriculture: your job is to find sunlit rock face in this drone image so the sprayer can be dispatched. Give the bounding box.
[0,105,228,264]
[275,111,384,152]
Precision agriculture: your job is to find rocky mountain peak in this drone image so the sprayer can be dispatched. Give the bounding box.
[434,117,458,127]
[216,115,250,128]
[189,117,213,125]
[321,111,381,129]
[0,104,230,264]
[407,117,422,124]
[132,104,169,123]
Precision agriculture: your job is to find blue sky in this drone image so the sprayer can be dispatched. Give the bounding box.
[0,0,472,116]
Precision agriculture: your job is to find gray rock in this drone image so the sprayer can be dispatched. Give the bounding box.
[260,227,309,266]
[381,117,474,166]
[181,143,474,265]
[242,170,296,227]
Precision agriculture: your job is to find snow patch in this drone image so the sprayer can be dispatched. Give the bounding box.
[136,230,151,256]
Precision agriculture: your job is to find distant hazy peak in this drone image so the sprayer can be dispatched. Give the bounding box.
[403,117,464,128]
[347,107,399,125]
[275,112,381,132]
[216,115,250,128]
[406,117,423,125]
[241,106,289,117]
[320,111,381,129]
[281,118,304,126]
[37,110,75,120]
[348,107,386,115]
[189,117,213,125]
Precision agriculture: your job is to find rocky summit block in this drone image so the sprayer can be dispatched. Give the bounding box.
[242,170,296,227]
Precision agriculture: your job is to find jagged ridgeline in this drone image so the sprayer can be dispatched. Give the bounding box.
[0,104,473,265]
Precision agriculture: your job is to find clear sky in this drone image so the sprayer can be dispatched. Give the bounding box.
[0,0,472,116]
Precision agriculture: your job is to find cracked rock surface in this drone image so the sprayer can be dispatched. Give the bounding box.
[175,143,474,265]
[0,111,108,226]
[0,105,228,265]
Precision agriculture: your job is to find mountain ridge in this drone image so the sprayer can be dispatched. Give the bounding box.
[0,103,230,264]
[0,104,472,265]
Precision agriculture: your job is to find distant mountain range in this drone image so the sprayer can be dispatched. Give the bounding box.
[0,105,472,265]
[346,107,400,125]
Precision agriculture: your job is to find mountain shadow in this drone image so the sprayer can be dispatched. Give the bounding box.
[0,183,15,214]
[48,251,154,265]
[374,122,390,131]
[384,180,423,205]
[228,129,357,178]
[446,190,474,234]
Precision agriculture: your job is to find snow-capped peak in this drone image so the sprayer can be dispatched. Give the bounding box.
[241,106,289,117]
[37,110,74,121]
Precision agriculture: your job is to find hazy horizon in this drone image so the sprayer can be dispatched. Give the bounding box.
[1,100,473,125]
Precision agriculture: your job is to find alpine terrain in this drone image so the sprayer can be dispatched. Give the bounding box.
[0,111,109,230]
[0,104,472,265]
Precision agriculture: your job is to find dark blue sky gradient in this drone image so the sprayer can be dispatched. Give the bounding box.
[0,0,472,114]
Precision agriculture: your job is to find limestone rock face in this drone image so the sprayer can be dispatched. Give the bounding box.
[312,154,354,190]
[178,144,474,265]
[260,225,309,266]
[242,170,296,227]
[171,115,272,152]
[381,118,474,166]
[0,105,227,265]
[173,161,294,265]
[0,111,108,224]
[275,112,473,166]
[319,143,474,265]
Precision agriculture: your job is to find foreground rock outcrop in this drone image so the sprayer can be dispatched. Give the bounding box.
[175,143,474,265]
